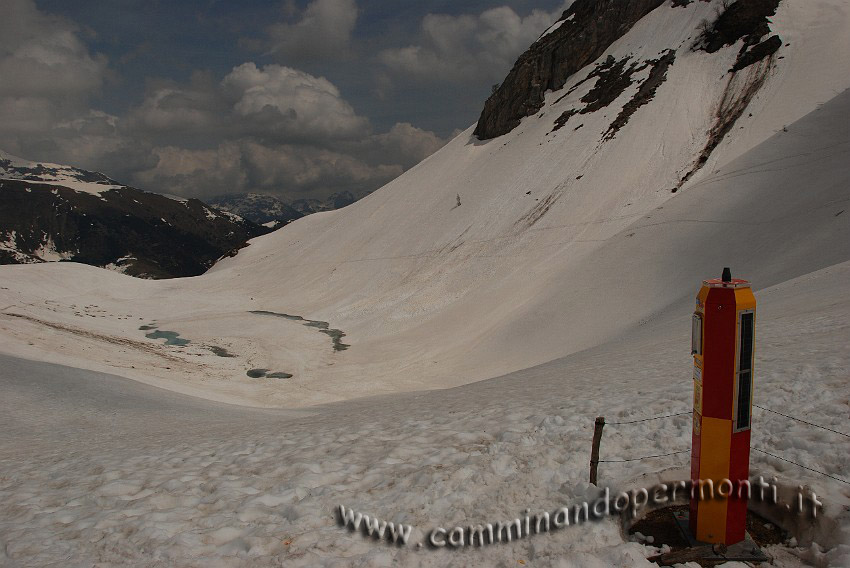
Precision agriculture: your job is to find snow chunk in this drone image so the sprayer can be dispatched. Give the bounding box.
[32,235,74,262]
[538,17,568,41]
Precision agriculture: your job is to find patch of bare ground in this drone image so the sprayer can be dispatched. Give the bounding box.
[514,189,563,231]
[604,50,676,140]
[552,51,676,138]
[675,56,774,191]
[0,311,185,363]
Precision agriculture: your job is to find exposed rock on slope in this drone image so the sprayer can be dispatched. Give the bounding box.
[698,0,781,53]
[477,0,785,192]
[476,0,784,142]
[550,49,676,138]
[474,0,667,140]
[732,35,782,71]
[696,0,783,72]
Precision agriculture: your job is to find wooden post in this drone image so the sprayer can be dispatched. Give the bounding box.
[590,416,605,485]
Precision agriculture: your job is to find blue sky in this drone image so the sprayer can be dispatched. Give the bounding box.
[2,0,570,200]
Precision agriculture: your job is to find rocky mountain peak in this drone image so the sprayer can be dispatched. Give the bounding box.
[0,150,123,193]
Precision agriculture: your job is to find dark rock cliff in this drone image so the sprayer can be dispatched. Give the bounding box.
[473,0,666,140]
[699,0,781,53]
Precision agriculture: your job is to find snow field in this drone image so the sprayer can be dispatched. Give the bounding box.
[1,259,848,566]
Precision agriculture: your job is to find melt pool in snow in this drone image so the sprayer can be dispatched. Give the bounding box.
[249,310,350,352]
[145,330,190,347]
[246,368,293,379]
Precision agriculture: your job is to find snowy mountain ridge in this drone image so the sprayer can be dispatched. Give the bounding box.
[209,193,304,227]
[0,151,269,277]
[0,149,125,195]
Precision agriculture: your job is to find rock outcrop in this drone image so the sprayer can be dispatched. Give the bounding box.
[698,0,781,54]
[474,0,666,140]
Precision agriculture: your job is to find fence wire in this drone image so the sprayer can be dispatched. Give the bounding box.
[753,404,850,439]
[598,449,689,463]
[605,411,692,425]
[752,447,850,486]
[594,403,849,485]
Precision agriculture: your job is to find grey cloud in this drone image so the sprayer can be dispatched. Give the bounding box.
[0,0,148,179]
[19,109,156,179]
[132,141,404,200]
[342,122,449,170]
[132,143,250,198]
[130,63,372,146]
[379,3,571,84]
[0,0,107,99]
[0,0,110,162]
[263,0,358,62]
[241,141,402,192]
[222,63,370,141]
[123,63,448,200]
[1,0,452,204]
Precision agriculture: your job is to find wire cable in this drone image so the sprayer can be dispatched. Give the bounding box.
[598,450,690,463]
[753,404,850,439]
[752,447,850,485]
[606,411,692,425]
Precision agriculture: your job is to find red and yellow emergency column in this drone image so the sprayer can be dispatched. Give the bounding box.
[689,268,756,545]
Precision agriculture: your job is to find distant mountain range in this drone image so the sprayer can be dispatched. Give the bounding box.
[0,151,269,278]
[209,191,358,228]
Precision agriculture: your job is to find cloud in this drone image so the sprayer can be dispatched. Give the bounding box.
[129,63,370,145]
[0,0,110,162]
[346,122,449,170]
[0,0,451,203]
[132,86,220,134]
[222,63,369,141]
[0,0,107,100]
[124,62,448,199]
[134,141,404,199]
[133,143,249,198]
[379,3,571,84]
[125,62,445,197]
[240,141,402,193]
[261,0,358,62]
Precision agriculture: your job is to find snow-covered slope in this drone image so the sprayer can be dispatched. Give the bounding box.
[2,258,848,566]
[201,0,850,399]
[0,0,848,410]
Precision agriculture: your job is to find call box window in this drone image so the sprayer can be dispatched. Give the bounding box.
[735,311,755,430]
[691,314,703,356]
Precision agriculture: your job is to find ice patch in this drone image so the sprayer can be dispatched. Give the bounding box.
[538,18,567,41]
